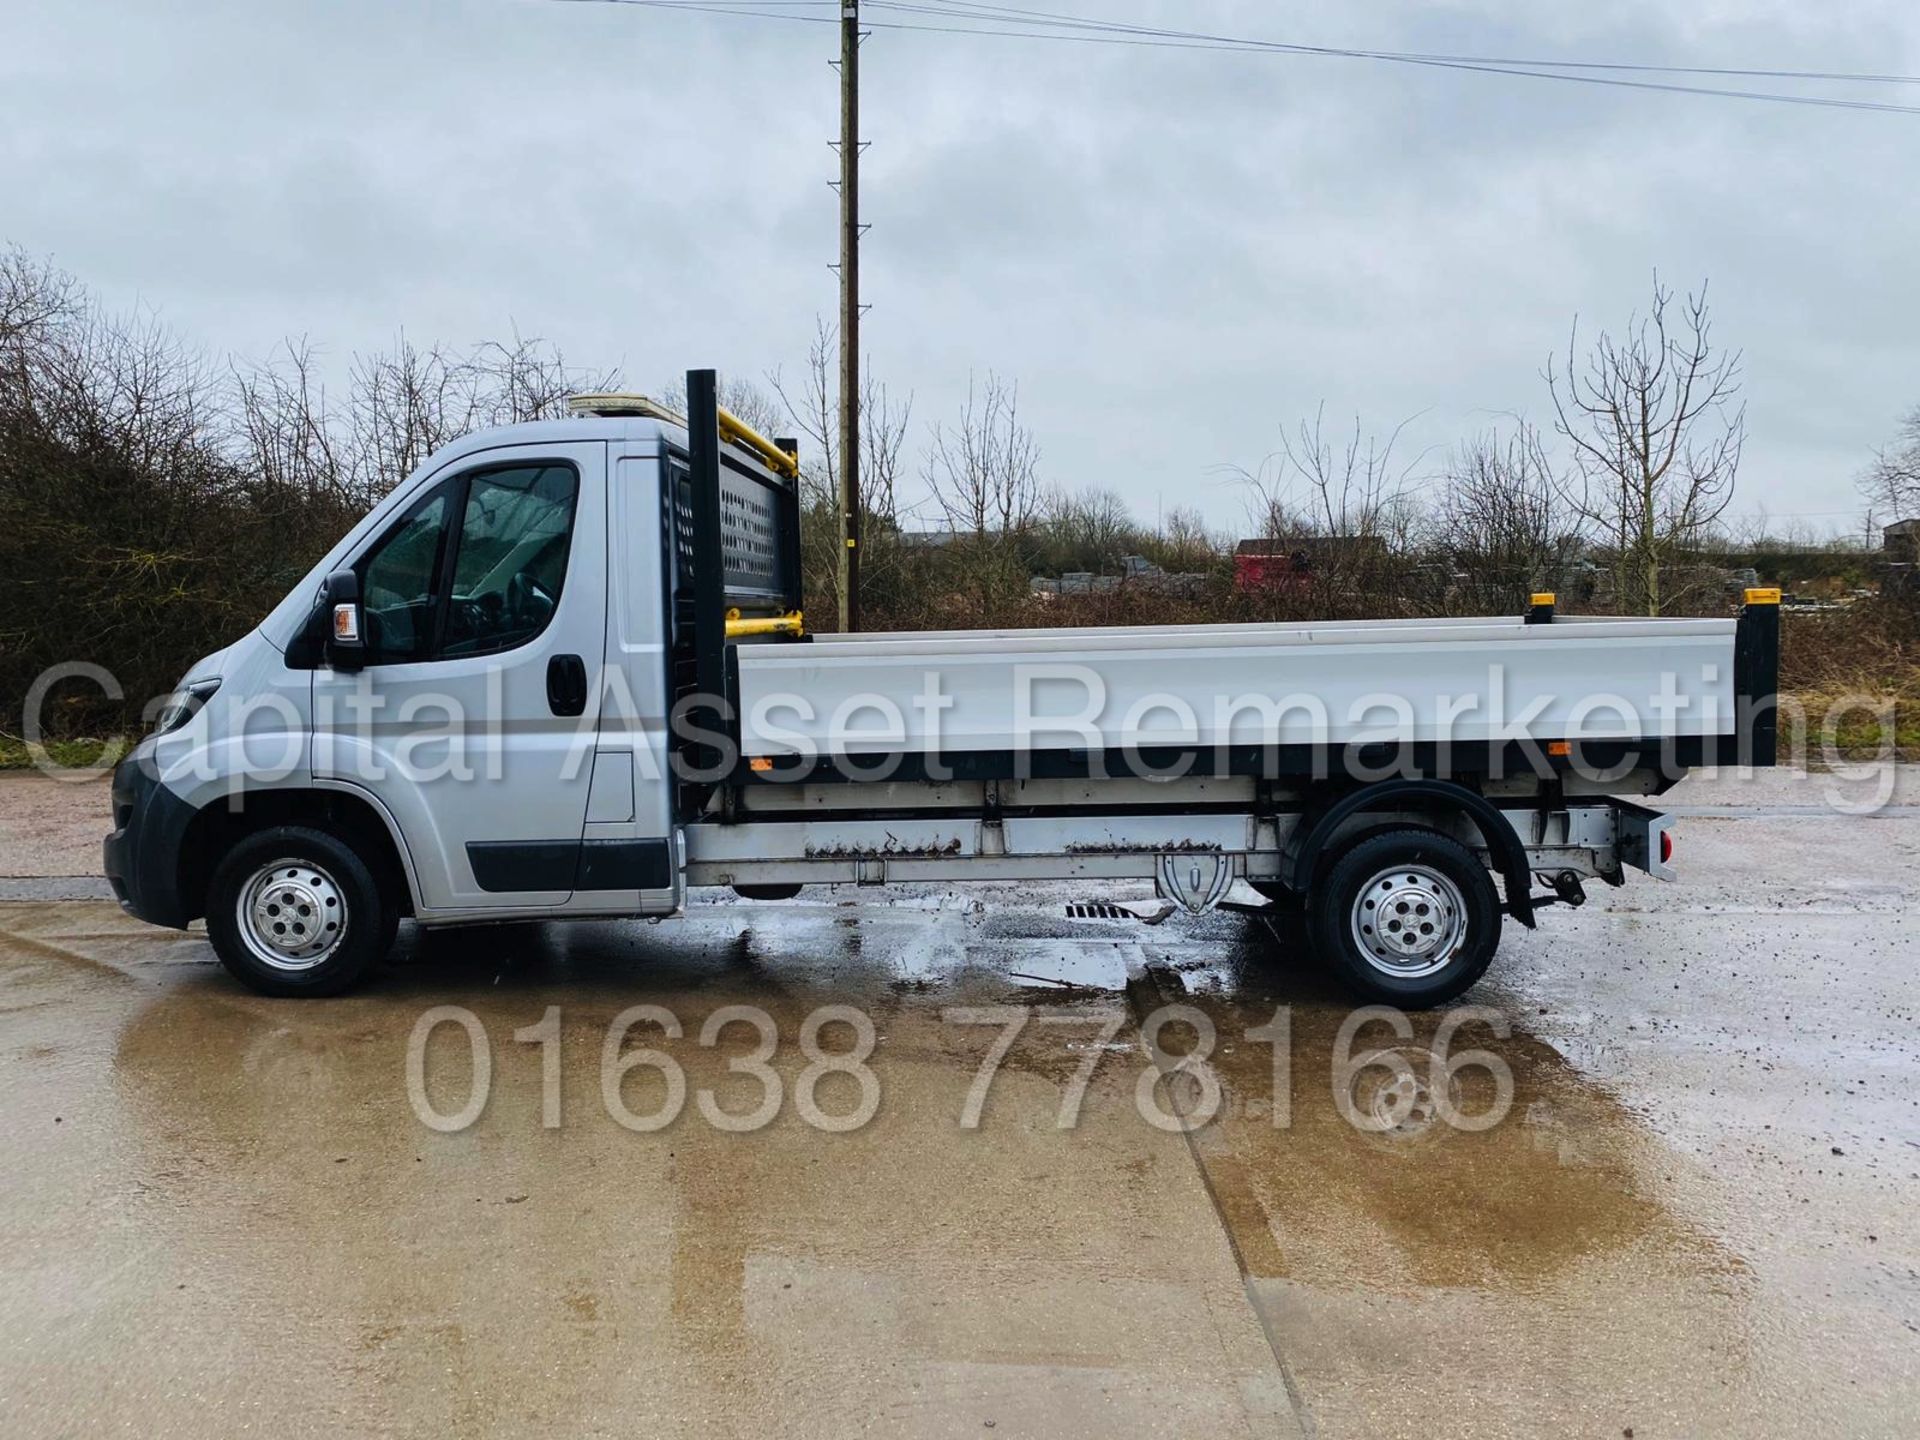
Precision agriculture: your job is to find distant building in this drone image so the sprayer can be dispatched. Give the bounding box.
[1885,518,1920,564]
[897,529,960,551]
[1232,536,1388,592]
[1882,519,1920,597]
[1029,554,1208,600]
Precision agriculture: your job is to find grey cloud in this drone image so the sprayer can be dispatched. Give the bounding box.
[2,0,1916,529]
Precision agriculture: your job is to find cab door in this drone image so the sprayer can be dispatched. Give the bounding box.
[312,441,607,913]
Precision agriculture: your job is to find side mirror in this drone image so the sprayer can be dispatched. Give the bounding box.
[323,569,366,672]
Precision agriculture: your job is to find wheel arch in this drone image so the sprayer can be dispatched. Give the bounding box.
[178,785,419,925]
[1288,778,1536,928]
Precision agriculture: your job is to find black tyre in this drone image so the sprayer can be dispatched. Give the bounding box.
[1309,828,1502,1007]
[205,825,396,997]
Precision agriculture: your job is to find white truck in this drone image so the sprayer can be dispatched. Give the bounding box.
[104,371,1780,1006]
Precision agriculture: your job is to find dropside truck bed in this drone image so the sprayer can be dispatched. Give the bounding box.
[660,371,1779,1004]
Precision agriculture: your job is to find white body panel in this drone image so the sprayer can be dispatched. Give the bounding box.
[735,614,1739,757]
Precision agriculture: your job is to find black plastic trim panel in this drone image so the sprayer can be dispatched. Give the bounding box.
[466,839,673,893]
[102,758,199,928]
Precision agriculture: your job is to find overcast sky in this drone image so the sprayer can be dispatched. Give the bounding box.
[3,0,1917,535]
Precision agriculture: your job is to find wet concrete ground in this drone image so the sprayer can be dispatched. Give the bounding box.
[0,768,1915,1437]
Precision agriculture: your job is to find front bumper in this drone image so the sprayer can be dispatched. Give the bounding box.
[103,756,198,928]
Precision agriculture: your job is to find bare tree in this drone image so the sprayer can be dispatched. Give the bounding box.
[471,329,618,428]
[1239,405,1423,546]
[0,257,286,726]
[1154,505,1221,573]
[344,334,477,502]
[1040,485,1134,573]
[0,246,80,353]
[337,331,616,502]
[768,316,912,524]
[923,372,1039,615]
[230,338,346,502]
[1861,405,1920,528]
[926,373,1038,536]
[1547,274,1745,615]
[0,253,670,730]
[859,370,912,529]
[1432,422,1578,613]
[1232,406,1426,617]
[659,370,785,440]
[768,317,914,624]
[2,253,220,492]
[768,319,837,499]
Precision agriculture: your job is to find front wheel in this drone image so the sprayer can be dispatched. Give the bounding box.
[205,826,396,997]
[1309,828,1502,1007]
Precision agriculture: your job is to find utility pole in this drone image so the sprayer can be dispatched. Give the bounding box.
[836,0,862,631]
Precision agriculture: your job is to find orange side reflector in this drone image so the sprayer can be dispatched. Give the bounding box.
[1546,740,1571,757]
[1744,587,1781,606]
[748,756,774,773]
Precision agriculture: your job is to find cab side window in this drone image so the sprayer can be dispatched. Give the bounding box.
[440,465,578,659]
[352,461,577,666]
[359,488,453,665]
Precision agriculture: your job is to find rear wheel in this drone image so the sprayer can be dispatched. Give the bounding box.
[206,826,395,997]
[1309,828,1501,1007]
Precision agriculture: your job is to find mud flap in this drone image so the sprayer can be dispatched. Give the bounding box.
[1155,851,1233,915]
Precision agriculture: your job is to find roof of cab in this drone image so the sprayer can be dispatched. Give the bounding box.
[424,414,689,466]
[427,410,792,482]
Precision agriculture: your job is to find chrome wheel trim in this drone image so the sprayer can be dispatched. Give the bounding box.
[1349,863,1467,979]
[236,858,347,972]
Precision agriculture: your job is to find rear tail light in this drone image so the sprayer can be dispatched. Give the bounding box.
[1660,830,1674,865]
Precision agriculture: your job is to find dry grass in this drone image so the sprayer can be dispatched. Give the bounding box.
[0,733,116,771]
[1779,600,1920,758]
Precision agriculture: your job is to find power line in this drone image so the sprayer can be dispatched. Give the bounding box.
[885,0,1920,87]
[544,0,838,22]
[861,1,1920,114]
[546,0,1920,115]
[549,1,831,7]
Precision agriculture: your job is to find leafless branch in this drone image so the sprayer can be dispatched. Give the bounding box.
[1546,273,1745,614]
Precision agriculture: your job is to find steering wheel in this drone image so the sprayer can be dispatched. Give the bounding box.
[507,572,534,627]
[448,595,491,643]
[509,572,557,628]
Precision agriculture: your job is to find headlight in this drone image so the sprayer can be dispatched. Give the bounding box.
[155,678,221,736]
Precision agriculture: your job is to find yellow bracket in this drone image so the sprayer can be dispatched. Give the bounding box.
[725,610,805,639]
[718,410,800,480]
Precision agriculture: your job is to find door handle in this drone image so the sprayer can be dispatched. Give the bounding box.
[547,654,588,717]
